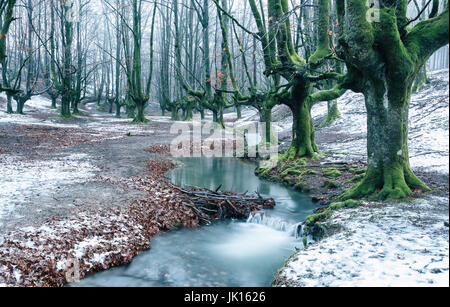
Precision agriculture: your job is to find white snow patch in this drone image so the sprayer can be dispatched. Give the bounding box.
[277,197,449,287]
[0,153,98,224]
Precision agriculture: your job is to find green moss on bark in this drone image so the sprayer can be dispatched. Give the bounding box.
[319,100,341,128]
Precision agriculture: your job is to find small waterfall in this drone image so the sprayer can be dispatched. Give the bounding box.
[246,212,303,238]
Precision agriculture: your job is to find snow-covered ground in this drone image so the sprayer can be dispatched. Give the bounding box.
[0,153,98,226]
[0,96,159,226]
[0,94,156,137]
[275,196,449,287]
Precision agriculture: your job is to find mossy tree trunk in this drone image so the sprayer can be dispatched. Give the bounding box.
[0,0,16,66]
[412,66,429,93]
[47,3,60,110]
[171,104,180,121]
[123,0,156,124]
[184,107,193,121]
[108,98,114,114]
[319,100,340,128]
[134,99,148,123]
[115,100,121,118]
[15,97,26,114]
[60,1,73,118]
[126,104,136,119]
[285,93,318,159]
[343,76,428,199]
[183,102,194,121]
[216,103,225,128]
[6,94,13,114]
[327,100,340,122]
[50,95,57,109]
[236,105,242,119]
[72,100,81,115]
[337,0,448,199]
[212,110,218,124]
[259,106,276,144]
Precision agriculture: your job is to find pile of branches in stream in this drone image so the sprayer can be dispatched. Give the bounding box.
[169,183,276,224]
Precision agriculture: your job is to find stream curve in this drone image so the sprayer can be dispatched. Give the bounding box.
[71,158,317,287]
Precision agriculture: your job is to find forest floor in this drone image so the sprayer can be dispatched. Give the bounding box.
[0,97,208,286]
[0,69,448,287]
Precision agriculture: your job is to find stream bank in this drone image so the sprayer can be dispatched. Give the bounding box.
[70,158,318,287]
[273,195,449,287]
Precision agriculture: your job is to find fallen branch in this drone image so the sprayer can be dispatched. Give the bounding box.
[168,182,275,223]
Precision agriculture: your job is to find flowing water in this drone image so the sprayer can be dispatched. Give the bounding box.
[72,158,317,287]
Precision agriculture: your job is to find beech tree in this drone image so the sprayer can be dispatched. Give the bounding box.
[115,0,156,123]
[337,0,449,199]
[243,0,348,158]
[173,0,237,128]
[0,0,17,93]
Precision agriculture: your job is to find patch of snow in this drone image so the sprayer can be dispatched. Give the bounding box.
[0,153,98,224]
[276,196,449,287]
[25,96,55,111]
[73,236,101,259]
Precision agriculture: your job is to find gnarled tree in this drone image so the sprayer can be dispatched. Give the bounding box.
[245,0,348,159]
[337,0,449,199]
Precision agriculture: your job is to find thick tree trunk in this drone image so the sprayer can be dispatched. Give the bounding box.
[6,94,13,114]
[236,105,242,119]
[72,100,80,115]
[184,105,193,121]
[319,100,340,128]
[412,66,428,93]
[108,100,113,114]
[61,97,71,117]
[259,107,274,144]
[115,101,121,118]
[133,102,148,123]
[285,98,318,159]
[127,105,136,119]
[16,99,25,114]
[171,106,179,121]
[60,5,73,119]
[343,78,429,200]
[50,96,57,109]
[218,106,224,128]
[212,108,225,129]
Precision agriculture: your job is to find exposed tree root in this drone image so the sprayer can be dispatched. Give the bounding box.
[341,163,430,200]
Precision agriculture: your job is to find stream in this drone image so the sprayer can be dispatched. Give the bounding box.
[71,158,318,287]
